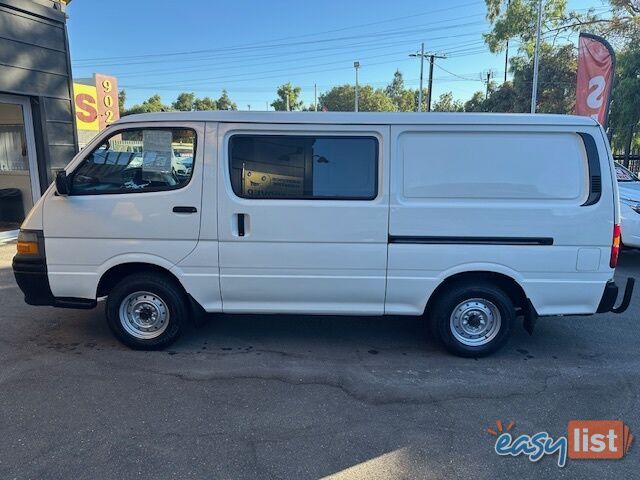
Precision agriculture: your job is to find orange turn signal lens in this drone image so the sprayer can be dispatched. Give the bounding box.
[16,241,39,255]
[16,231,40,256]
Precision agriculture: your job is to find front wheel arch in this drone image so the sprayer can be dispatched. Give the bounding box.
[97,262,184,298]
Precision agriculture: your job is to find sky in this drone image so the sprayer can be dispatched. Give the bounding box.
[66,0,608,111]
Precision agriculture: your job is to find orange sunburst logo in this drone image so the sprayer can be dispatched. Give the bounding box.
[486,420,515,437]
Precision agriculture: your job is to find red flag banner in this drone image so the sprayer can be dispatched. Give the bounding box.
[575,33,616,127]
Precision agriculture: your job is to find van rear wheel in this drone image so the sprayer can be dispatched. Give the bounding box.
[105,273,187,350]
[429,280,515,357]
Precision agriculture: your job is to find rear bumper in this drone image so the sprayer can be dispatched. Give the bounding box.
[597,278,635,314]
[13,256,96,309]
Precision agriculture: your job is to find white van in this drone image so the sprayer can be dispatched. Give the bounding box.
[12,112,634,357]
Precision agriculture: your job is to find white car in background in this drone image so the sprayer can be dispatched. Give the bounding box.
[616,162,640,248]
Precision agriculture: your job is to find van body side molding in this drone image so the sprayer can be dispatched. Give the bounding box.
[388,236,554,246]
[578,132,602,206]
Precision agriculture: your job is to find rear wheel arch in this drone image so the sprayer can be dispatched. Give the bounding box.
[424,270,528,316]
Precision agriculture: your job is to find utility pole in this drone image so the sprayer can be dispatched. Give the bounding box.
[266,101,269,111]
[314,83,318,112]
[286,93,290,112]
[410,46,446,112]
[531,0,543,113]
[414,43,425,111]
[247,105,251,111]
[482,70,494,99]
[504,0,511,83]
[354,61,360,112]
[426,53,446,112]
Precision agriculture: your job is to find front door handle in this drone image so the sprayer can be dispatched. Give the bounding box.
[173,206,197,214]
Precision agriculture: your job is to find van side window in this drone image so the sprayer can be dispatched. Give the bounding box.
[229,135,378,199]
[70,128,196,195]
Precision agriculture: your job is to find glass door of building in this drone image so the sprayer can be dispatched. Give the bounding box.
[0,94,40,239]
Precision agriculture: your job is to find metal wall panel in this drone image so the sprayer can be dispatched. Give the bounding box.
[0,0,78,190]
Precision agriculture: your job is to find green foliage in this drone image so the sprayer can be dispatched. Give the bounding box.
[172,92,196,111]
[609,34,640,151]
[318,84,395,112]
[271,83,303,111]
[483,0,578,53]
[464,91,488,112]
[431,92,464,112]
[384,70,428,111]
[216,90,237,111]
[118,89,126,113]
[123,94,171,115]
[193,97,217,111]
[463,44,576,114]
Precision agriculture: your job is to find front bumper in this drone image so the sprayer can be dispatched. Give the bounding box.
[12,256,56,306]
[13,235,96,310]
[597,278,635,314]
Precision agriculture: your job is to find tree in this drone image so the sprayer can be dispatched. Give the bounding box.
[319,85,395,112]
[216,90,237,111]
[431,92,464,112]
[271,83,303,111]
[464,91,487,112]
[385,70,406,111]
[193,97,217,111]
[123,94,171,115]
[609,34,640,154]
[510,43,577,113]
[118,89,126,113]
[172,92,195,111]
[483,0,581,54]
[483,81,518,112]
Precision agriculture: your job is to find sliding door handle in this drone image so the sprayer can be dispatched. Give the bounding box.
[173,206,197,214]
[238,213,246,237]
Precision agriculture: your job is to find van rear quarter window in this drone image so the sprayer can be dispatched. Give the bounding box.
[400,131,588,200]
[229,135,378,199]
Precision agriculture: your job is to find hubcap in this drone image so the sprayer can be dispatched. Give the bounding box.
[449,298,501,347]
[119,291,170,339]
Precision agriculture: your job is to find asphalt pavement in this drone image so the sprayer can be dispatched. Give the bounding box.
[0,240,638,479]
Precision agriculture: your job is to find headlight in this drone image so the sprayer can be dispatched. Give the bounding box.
[620,197,640,213]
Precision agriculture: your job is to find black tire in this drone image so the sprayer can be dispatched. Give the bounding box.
[105,273,188,350]
[429,280,515,357]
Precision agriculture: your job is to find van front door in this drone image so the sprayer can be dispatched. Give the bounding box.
[43,122,204,299]
[217,123,389,315]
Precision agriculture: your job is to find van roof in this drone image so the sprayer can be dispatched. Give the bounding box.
[116,111,598,127]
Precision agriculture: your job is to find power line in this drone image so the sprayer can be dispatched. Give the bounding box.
[73,0,486,63]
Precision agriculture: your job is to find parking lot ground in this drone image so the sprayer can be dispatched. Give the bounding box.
[0,240,639,479]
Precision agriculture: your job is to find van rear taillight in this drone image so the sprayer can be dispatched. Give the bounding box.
[610,224,621,268]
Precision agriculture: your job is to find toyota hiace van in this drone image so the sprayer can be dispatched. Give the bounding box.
[12,112,634,356]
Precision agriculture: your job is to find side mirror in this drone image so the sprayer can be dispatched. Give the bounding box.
[55,170,70,196]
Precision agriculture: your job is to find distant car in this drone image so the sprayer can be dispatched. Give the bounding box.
[615,162,640,248]
[171,156,188,176]
[178,156,193,174]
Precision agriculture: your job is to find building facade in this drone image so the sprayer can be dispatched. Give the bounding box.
[0,0,77,236]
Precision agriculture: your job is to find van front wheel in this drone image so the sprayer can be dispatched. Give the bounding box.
[429,280,515,357]
[105,273,187,350]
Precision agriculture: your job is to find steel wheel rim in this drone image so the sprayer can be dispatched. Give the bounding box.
[119,291,170,339]
[449,298,501,347]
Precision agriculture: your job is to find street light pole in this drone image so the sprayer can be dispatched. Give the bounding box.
[531,0,543,113]
[418,43,425,112]
[354,61,360,112]
[314,83,318,112]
